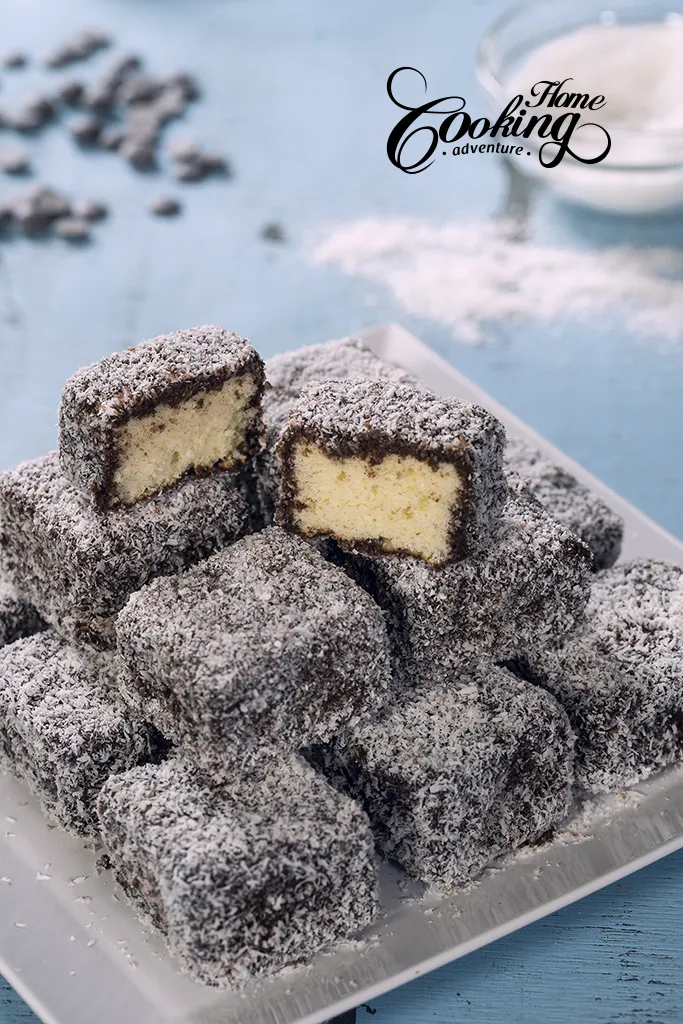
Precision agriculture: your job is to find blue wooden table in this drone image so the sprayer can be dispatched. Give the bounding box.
[0,1,682,1021]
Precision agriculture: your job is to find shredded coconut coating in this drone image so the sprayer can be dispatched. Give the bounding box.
[97,754,380,987]
[251,338,417,522]
[0,574,45,649]
[58,326,265,509]
[311,664,573,886]
[0,453,250,649]
[338,482,593,685]
[505,437,624,570]
[275,378,507,564]
[517,559,683,792]
[0,632,155,835]
[116,526,392,757]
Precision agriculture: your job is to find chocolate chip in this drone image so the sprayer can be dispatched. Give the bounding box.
[98,127,124,151]
[44,29,111,69]
[57,81,85,106]
[149,196,181,216]
[71,199,108,222]
[70,114,104,144]
[1,52,28,70]
[0,147,30,175]
[261,222,286,243]
[55,216,90,241]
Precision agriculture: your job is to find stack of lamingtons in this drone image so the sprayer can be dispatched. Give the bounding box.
[0,326,681,988]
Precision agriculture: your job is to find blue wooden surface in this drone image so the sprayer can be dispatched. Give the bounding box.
[0,1,682,1021]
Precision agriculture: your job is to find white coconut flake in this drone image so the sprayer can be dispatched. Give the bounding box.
[311,217,683,345]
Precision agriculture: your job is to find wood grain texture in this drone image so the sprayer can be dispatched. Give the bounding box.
[0,0,682,1022]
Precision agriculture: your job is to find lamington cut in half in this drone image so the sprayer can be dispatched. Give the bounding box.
[340,481,593,685]
[0,631,154,836]
[516,559,683,792]
[59,326,266,510]
[116,527,393,758]
[312,664,574,886]
[254,337,417,522]
[0,574,44,649]
[0,453,249,648]
[97,754,380,987]
[505,436,624,571]
[276,379,507,566]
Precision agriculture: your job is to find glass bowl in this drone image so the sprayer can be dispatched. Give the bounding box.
[477,0,683,214]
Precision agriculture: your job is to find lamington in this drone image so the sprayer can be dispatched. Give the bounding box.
[505,436,624,570]
[0,575,44,649]
[59,326,265,510]
[339,481,592,685]
[0,632,154,836]
[0,453,249,648]
[516,559,683,792]
[276,379,507,567]
[312,664,574,886]
[116,527,393,758]
[97,754,380,987]
[253,337,417,522]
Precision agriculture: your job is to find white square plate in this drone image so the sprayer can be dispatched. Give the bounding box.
[1,324,682,1024]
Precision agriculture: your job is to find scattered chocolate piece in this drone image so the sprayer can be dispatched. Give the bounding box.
[0,147,30,175]
[165,72,200,103]
[55,216,90,241]
[171,144,229,183]
[57,80,85,106]
[83,54,141,112]
[119,138,156,169]
[116,73,162,106]
[261,222,286,243]
[97,126,124,151]
[71,199,108,221]
[11,186,71,234]
[149,195,181,216]
[70,113,104,144]
[44,29,111,70]
[10,94,55,132]
[172,159,205,182]
[1,52,28,70]
[167,137,199,160]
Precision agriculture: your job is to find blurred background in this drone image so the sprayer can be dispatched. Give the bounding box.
[0,1,682,1022]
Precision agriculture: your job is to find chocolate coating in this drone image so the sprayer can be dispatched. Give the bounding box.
[0,632,154,835]
[505,437,623,571]
[251,337,417,523]
[311,663,573,886]
[515,559,683,792]
[116,526,392,758]
[97,754,380,987]
[0,575,45,649]
[338,482,593,685]
[275,378,507,565]
[0,453,250,648]
[58,326,266,509]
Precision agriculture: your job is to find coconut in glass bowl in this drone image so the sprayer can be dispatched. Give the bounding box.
[477,0,683,214]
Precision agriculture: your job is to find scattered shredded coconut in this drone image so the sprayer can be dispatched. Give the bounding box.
[311,217,683,344]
